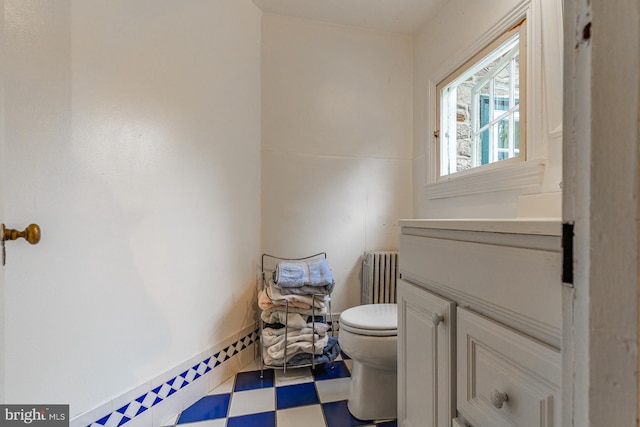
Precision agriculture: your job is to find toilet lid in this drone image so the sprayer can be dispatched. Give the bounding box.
[339,304,397,337]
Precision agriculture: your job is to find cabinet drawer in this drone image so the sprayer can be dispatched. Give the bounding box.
[457,308,561,427]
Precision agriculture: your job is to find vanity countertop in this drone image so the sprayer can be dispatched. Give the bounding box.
[398,218,561,236]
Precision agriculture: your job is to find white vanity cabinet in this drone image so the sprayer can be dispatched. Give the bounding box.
[397,220,562,427]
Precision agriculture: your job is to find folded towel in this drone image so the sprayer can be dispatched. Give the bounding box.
[260,310,308,329]
[269,280,328,308]
[274,258,334,288]
[266,333,327,358]
[262,328,320,346]
[273,282,334,296]
[262,322,329,339]
[261,334,329,366]
[258,288,313,311]
[262,348,307,367]
[260,303,326,325]
[284,336,341,367]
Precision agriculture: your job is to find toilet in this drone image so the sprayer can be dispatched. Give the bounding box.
[338,303,397,421]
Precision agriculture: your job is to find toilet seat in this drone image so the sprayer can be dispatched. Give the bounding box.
[339,304,397,337]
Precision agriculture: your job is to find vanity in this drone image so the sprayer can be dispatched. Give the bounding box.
[397,219,562,427]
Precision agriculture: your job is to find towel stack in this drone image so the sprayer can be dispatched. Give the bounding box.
[259,257,340,367]
[272,258,335,295]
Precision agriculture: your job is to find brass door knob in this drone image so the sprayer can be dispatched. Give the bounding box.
[3,223,41,244]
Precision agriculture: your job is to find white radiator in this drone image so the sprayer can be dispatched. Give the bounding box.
[362,251,399,304]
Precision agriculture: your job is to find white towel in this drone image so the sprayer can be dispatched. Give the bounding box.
[258,288,313,311]
[261,334,329,366]
[260,310,308,329]
[260,306,326,328]
[262,322,329,339]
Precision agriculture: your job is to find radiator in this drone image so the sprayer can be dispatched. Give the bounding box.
[361,251,399,304]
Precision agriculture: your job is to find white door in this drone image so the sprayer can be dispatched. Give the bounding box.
[1,0,67,403]
[1,0,6,403]
[563,0,640,424]
[397,279,455,427]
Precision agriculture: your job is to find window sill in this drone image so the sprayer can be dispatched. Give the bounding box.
[424,159,546,200]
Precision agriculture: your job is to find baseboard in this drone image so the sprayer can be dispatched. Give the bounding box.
[70,323,259,427]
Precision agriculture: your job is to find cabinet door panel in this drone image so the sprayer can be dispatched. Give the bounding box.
[457,308,561,427]
[398,279,455,427]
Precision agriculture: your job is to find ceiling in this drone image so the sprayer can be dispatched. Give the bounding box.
[250,0,448,35]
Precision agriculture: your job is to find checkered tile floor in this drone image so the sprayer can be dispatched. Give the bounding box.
[161,353,396,427]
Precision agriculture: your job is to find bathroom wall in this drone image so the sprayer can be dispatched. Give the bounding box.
[260,14,414,312]
[412,0,563,218]
[3,0,261,417]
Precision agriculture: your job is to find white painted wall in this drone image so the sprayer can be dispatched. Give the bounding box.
[412,0,563,219]
[261,14,414,312]
[3,0,261,416]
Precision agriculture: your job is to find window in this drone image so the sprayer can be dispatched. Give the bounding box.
[436,21,526,177]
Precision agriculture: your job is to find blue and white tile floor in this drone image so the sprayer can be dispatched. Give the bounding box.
[161,352,397,427]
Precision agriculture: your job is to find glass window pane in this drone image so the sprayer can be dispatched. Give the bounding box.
[514,55,520,106]
[497,118,509,149]
[456,113,472,171]
[494,102,509,121]
[455,83,472,172]
[480,81,490,97]
[514,107,520,150]
[494,65,510,109]
[479,128,490,165]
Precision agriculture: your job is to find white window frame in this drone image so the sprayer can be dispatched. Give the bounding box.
[438,28,523,176]
[424,2,550,200]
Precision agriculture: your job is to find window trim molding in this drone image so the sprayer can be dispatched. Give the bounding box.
[424,158,545,200]
[424,0,544,198]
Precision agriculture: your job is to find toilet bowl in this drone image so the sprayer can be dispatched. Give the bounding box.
[338,303,397,421]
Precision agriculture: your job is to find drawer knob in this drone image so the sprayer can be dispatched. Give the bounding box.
[490,389,509,408]
[432,313,444,326]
